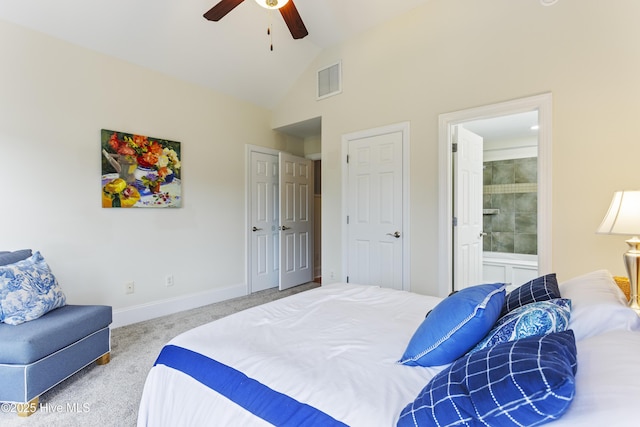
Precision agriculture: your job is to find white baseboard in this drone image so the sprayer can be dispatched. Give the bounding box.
[111,283,247,329]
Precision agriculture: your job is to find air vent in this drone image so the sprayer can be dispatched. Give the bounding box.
[317,61,342,100]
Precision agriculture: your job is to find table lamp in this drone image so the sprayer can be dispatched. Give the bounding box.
[597,190,640,315]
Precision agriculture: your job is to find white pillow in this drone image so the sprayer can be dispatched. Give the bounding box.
[550,329,640,427]
[559,270,640,340]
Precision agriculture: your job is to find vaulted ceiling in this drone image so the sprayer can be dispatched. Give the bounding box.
[0,0,432,108]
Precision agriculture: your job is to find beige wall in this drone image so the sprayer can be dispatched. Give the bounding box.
[273,0,640,296]
[2,0,639,314]
[0,19,284,312]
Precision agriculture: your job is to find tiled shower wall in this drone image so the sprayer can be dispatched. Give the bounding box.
[483,157,537,255]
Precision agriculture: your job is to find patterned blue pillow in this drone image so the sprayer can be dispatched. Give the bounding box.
[398,330,577,427]
[503,273,560,314]
[471,298,571,353]
[398,283,506,367]
[0,251,66,325]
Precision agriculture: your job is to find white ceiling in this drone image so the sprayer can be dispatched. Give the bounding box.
[0,0,432,109]
[464,111,539,143]
[0,1,544,141]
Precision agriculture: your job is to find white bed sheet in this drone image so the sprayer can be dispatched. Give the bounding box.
[138,283,444,427]
[138,282,640,427]
[551,329,640,427]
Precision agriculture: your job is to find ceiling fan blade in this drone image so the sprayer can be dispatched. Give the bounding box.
[279,1,308,39]
[204,0,245,21]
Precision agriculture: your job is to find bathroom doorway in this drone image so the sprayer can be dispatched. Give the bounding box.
[438,94,552,296]
[464,111,540,290]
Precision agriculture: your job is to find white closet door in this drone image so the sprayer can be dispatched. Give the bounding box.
[278,152,314,290]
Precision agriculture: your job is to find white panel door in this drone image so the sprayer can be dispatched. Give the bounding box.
[347,131,403,289]
[454,126,484,290]
[250,152,279,292]
[279,152,314,290]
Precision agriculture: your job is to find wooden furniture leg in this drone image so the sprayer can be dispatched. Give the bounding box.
[96,352,111,365]
[17,396,38,417]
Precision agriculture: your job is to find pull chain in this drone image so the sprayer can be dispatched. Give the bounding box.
[266,10,274,51]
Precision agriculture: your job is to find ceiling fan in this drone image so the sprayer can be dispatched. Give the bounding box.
[204,0,309,40]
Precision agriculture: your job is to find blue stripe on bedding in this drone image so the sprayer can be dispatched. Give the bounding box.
[154,345,348,427]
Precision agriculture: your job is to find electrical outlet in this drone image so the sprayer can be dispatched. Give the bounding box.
[165,275,174,287]
[125,281,135,294]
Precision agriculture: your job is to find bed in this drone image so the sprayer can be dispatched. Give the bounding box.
[137,270,640,426]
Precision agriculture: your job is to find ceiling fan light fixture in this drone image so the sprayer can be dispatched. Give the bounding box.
[255,0,289,10]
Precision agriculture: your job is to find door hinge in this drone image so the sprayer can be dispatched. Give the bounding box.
[346,276,349,283]
[453,216,458,227]
[347,215,349,224]
[452,142,458,153]
[346,154,349,163]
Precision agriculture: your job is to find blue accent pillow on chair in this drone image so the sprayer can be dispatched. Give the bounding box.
[398,283,506,367]
[0,251,66,325]
[503,273,560,314]
[398,330,577,427]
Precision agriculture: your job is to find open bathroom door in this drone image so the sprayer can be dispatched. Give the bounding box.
[453,126,484,291]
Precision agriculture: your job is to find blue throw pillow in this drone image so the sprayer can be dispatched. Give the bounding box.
[503,273,560,314]
[0,249,32,266]
[0,251,66,325]
[398,330,577,427]
[398,283,505,367]
[471,298,571,353]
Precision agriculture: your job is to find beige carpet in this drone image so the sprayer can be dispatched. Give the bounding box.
[0,282,319,427]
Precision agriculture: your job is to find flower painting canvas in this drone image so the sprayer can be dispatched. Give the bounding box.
[101,129,182,208]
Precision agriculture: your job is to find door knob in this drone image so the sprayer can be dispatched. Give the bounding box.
[386,231,401,238]
[279,225,291,231]
[479,232,487,238]
[252,226,262,232]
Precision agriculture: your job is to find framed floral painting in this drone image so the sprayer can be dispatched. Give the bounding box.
[101,129,182,208]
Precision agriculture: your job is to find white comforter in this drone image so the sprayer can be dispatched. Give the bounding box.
[138,283,444,426]
[138,282,640,427]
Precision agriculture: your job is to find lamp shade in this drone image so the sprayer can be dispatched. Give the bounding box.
[597,191,640,235]
[254,0,289,9]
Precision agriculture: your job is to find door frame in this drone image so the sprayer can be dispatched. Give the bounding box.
[245,144,281,294]
[341,121,411,290]
[438,93,553,297]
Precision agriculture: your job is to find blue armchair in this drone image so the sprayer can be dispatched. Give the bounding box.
[0,250,112,416]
